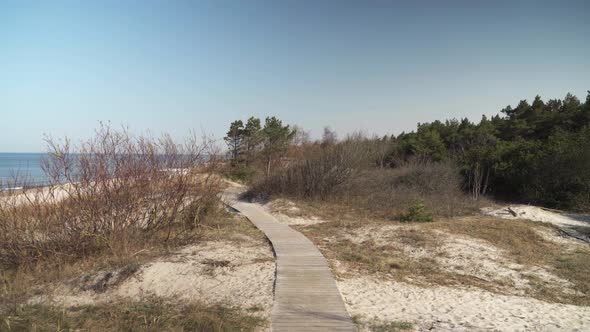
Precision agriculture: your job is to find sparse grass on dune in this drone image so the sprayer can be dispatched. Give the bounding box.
[195,205,269,244]
[0,201,271,331]
[435,217,590,304]
[351,315,413,332]
[297,214,590,306]
[434,217,590,305]
[434,217,556,265]
[1,299,265,332]
[368,321,413,332]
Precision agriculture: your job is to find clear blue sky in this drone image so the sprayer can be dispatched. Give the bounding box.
[1,0,589,152]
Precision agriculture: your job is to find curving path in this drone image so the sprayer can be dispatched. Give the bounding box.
[223,186,357,332]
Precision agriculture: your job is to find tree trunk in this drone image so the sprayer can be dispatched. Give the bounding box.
[482,166,490,196]
[266,155,272,177]
[233,139,238,160]
[472,162,481,200]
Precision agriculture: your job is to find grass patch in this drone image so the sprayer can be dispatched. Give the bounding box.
[433,217,556,265]
[201,259,231,276]
[2,299,265,332]
[434,217,590,304]
[337,240,407,273]
[551,248,590,303]
[298,222,444,283]
[298,214,590,305]
[197,206,268,243]
[369,321,413,332]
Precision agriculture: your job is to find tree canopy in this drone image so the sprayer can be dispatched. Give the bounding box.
[390,91,590,211]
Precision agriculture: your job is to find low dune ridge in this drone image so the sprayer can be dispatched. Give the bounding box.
[340,277,590,332]
[30,239,275,319]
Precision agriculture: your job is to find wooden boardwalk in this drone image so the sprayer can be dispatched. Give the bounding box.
[223,187,357,332]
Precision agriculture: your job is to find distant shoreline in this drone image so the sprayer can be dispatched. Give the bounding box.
[0,152,49,189]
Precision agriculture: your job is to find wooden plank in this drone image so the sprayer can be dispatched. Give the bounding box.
[223,187,357,332]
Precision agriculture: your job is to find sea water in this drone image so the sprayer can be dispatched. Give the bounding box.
[0,153,48,189]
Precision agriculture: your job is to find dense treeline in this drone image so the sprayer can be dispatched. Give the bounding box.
[387,92,590,211]
[225,92,590,212]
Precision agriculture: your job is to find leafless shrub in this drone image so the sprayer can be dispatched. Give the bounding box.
[0,124,221,268]
[247,135,377,200]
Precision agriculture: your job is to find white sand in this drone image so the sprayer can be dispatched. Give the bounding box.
[336,224,576,295]
[482,205,590,243]
[339,277,590,332]
[117,241,274,313]
[318,220,589,331]
[262,199,327,226]
[34,240,275,317]
[0,183,72,207]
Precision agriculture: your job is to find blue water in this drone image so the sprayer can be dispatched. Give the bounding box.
[0,152,209,189]
[0,153,48,188]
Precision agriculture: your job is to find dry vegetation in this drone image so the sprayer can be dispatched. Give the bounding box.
[2,299,264,332]
[352,318,412,332]
[1,206,272,331]
[247,134,589,306]
[0,125,268,332]
[295,215,590,306]
[240,132,590,330]
[247,137,484,221]
[1,125,221,268]
[247,135,589,307]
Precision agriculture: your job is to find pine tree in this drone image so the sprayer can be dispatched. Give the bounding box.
[261,117,296,176]
[224,120,245,161]
[243,117,262,164]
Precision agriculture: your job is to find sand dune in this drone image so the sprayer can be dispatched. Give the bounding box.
[340,277,590,332]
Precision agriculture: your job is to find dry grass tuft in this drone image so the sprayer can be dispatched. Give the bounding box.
[2,299,265,332]
[434,217,556,265]
[367,320,413,332]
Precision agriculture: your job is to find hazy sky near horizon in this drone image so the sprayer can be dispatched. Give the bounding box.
[1,0,589,152]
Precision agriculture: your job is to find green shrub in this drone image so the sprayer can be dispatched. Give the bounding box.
[399,201,433,222]
[228,162,257,183]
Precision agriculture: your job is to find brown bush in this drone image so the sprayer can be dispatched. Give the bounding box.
[247,133,480,219]
[247,135,377,200]
[0,124,221,268]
